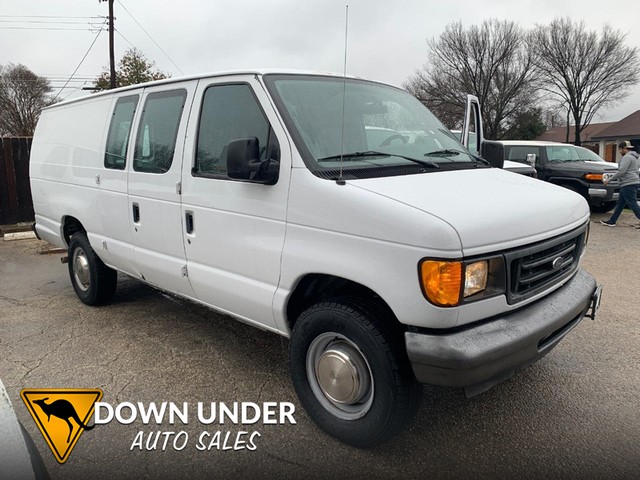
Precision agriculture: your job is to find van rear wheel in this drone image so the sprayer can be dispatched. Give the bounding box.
[289,298,421,448]
[68,233,117,305]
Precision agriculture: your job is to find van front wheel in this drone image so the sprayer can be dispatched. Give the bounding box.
[290,299,421,448]
[68,233,117,305]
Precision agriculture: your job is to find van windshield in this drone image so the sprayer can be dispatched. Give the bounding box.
[264,74,480,179]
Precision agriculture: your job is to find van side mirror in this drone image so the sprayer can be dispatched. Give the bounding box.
[227,137,279,185]
[480,140,504,168]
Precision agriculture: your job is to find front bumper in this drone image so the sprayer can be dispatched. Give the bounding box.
[405,268,598,396]
[588,186,618,202]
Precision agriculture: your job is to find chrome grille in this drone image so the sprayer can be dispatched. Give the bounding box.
[505,225,587,304]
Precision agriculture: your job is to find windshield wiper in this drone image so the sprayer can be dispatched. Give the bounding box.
[471,155,491,166]
[317,151,440,168]
[424,149,463,158]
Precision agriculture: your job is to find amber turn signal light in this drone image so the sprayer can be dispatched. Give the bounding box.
[419,260,462,307]
[584,173,604,181]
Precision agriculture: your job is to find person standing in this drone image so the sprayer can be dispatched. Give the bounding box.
[600,141,640,227]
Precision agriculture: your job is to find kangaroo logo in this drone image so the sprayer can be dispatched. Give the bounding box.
[32,397,96,443]
[21,388,103,464]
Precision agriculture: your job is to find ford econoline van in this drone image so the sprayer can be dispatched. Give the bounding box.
[30,70,602,447]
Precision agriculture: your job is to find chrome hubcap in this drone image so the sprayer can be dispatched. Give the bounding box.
[307,333,374,420]
[73,248,90,292]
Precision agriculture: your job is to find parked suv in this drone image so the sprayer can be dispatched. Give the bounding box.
[499,140,619,212]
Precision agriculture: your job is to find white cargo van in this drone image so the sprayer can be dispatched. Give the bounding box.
[30,70,601,447]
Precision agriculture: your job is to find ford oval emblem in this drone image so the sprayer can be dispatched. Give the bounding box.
[552,257,563,270]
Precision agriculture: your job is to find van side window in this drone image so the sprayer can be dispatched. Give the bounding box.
[194,84,278,177]
[134,90,187,174]
[104,95,138,170]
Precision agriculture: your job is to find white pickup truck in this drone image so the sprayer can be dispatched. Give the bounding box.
[30,70,601,447]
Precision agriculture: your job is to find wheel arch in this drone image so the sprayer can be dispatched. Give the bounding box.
[61,216,87,247]
[285,273,401,334]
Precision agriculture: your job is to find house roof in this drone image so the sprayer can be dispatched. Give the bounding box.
[591,110,640,139]
[536,122,615,143]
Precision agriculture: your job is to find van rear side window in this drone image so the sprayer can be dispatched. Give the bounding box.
[104,95,138,170]
[134,89,187,174]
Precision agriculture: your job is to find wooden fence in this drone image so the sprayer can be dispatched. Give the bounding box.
[0,137,34,225]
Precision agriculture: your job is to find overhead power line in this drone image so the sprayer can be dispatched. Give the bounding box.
[13,78,93,85]
[115,29,136,49]
[117,0,184,75]
[0,26,105,31]
[0,15,101,19]
[43,76,97,80]
[53,29,104,103]
[0,20,99,24]
[0,15,106,31]
[0,16,107,32]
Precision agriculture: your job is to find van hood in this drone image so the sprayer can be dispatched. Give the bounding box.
[350,168,589,255]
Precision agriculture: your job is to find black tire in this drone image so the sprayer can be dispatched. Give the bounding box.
[561,183,615,214]
[290,298,421,448]
[68,232,117,305]
[590,201,616,213]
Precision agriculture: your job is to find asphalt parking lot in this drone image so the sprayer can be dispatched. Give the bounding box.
[1,211,639,480]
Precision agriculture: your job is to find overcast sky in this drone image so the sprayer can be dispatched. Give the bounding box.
[2,0,639,123]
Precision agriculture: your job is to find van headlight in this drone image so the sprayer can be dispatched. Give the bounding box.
[464,261,488,297]
[419,257,505,307]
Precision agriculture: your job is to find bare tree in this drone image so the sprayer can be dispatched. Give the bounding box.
[94,48,169,90]
[529,18,639,145]
[0,64,52,136]
[404,19,539,139]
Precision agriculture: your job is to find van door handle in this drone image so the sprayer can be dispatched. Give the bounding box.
[132,203,140,223]
[185,211,194,234]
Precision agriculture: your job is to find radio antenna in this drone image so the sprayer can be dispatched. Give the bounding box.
[337,5,349,186]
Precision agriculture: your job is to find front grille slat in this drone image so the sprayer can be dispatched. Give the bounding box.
[519,258,573,284]
[505,225,586,304]
[520,243,576,269]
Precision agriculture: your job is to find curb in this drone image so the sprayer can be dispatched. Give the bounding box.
[3,231,37,242]
[0,224,34,238]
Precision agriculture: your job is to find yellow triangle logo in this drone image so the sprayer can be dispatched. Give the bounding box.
[21,388,103,464]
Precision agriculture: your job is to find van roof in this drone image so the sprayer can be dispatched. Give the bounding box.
[46,69,372,109]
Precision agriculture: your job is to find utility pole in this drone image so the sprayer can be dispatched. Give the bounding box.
[108,0,116,89]
[99,0,116,89]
